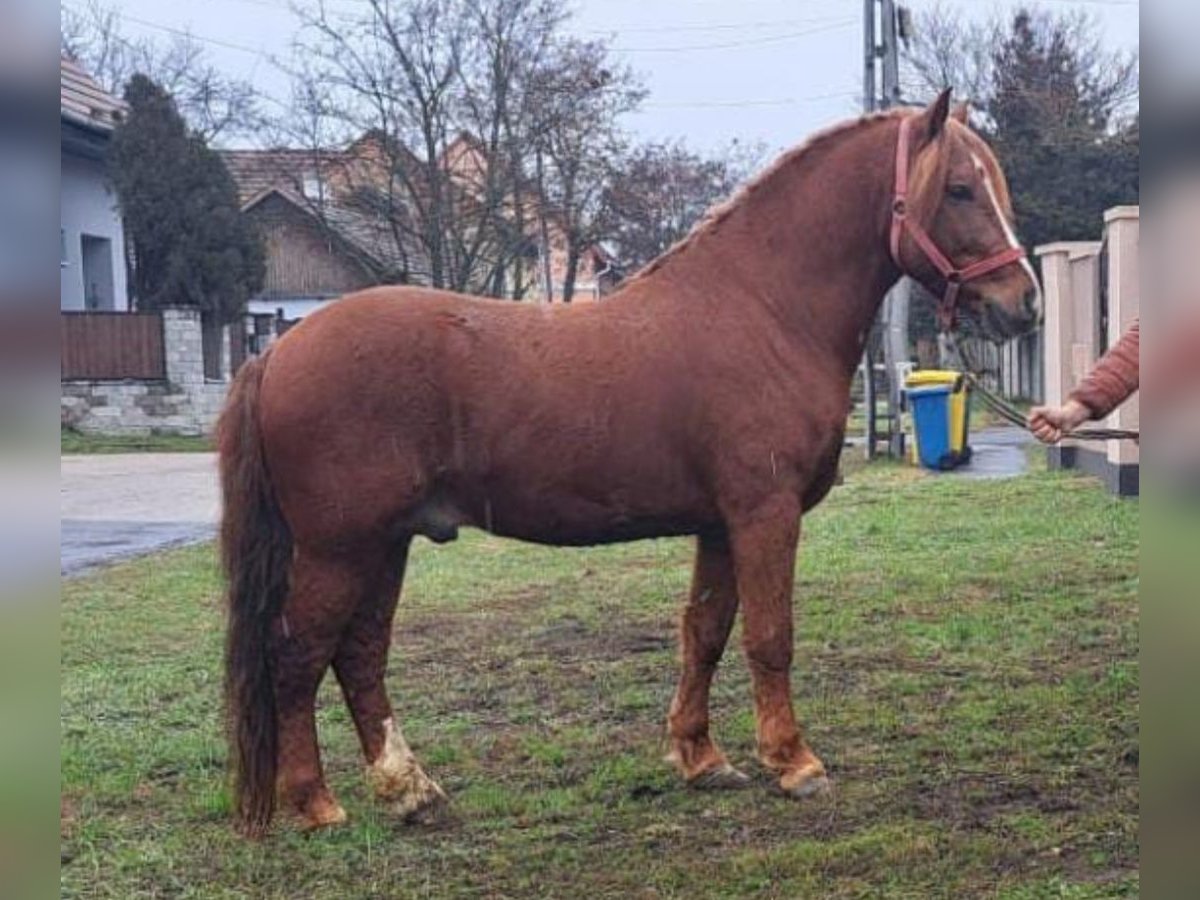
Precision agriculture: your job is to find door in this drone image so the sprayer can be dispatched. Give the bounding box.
[80,234,115,311]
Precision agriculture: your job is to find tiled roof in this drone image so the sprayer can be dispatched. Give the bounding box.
[60,57,126,131]
[220,149,332,207]
[220,148,416,277]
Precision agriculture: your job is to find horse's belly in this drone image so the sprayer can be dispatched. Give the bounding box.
[448,479,714,547]
[488,511,705,547]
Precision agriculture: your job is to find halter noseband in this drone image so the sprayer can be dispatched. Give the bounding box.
[889,116,1027,331]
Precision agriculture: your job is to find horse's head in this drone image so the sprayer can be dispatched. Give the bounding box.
[893,90,1042,340]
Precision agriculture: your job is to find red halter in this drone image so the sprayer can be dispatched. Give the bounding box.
[889,116,1027,331]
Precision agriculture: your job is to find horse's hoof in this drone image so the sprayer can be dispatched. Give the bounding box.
[372,767,449,824]
[778,761,832,799]
[688,762,751,791]
[398,783,449,825]
[299,798,348,830]
[782,774,832,798]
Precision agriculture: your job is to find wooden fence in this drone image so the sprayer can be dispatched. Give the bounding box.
[61,312,166,380]
[957,331,1044,403]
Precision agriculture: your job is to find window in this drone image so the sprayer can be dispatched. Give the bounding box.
[302,173,322,202]
[61,229,68,267]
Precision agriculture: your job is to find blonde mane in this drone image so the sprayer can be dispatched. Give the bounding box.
[622,108,911,287]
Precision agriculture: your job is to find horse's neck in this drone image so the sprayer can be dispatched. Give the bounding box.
[628,117,901,376]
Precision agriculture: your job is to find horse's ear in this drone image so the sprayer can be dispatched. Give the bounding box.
[951,102,970,126]
[920,89,952,141]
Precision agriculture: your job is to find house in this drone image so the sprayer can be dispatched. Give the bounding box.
[60,57,129,312]
[221,148,403,323]
[539,235,622,303]
[222,131,622,323]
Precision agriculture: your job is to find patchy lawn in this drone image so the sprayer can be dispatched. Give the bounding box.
[61,461,1138,898]
[61,427,213,455]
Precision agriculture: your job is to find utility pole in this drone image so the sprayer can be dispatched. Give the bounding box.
[863,0,911,459]
[860,0,878,459]
[862,0,877,114]
[879,0,902,109]
[879,0,909,458]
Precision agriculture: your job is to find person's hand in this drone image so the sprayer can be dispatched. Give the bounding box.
[1027,399,1091,444]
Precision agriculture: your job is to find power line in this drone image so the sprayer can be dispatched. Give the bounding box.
[643,90,859,110]
[1007,0,1138,5]
[78,5,856,59]
[64,2,278,58]
[612,18,856,53]
[957,0,1137,6]
[183,0,858,32]
[585,16,845,36]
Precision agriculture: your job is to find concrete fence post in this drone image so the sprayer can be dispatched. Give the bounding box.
[160,306,205,388]
[1036,241,1098,468]
[221,322,234,382]
[1104,206,1140,492]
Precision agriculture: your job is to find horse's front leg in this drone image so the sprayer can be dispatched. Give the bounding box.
[728,494,830,798]
[667,530,749,789]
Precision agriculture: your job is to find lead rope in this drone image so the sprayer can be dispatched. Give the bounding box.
[948,335,1140,442]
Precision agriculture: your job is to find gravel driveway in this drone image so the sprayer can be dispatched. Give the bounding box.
[61,453,220,576]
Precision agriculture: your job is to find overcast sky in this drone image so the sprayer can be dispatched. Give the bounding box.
[80,0,1140,153]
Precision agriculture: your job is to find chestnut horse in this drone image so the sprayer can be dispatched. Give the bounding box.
[219,92,1040,834]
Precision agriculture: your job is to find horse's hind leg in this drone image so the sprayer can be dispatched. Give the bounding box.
[667,531,749,789]
[332,538,447,822]
[273,550,370,828]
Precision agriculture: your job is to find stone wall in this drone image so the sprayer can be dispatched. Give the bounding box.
[61,307,234,436]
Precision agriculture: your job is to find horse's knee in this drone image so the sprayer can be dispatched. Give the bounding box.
[742,637,792,676]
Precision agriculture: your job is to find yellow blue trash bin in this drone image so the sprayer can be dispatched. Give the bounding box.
[903,370,973,470]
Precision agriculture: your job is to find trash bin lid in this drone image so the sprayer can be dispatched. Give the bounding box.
[904,369,964,390]
[903,384,953,397]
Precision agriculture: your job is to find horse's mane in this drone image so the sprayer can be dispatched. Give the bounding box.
[621,108,910,287]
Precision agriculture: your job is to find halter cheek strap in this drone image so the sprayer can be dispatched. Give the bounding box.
[889,116,1027,331]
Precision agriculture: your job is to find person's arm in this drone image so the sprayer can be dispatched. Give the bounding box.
[1068,319,1140,420]
[1028,319,1139,443]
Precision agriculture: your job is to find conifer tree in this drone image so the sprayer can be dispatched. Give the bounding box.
[110,74,264,322]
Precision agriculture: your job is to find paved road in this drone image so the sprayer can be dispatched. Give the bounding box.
[61,453,219,576]
[845,426,1034,477]
[955,426,1034,479]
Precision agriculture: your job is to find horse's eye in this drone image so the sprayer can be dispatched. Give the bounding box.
[947,183,975,202]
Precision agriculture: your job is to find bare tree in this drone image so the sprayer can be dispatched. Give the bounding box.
[901,4,1139,261]
[901,2,1137,122]
[288,0,524,293]
[60,0,261,142]
[284,0,640,299]
[527,38,645,301]
[603,139,763,273]
[900,1,997,110]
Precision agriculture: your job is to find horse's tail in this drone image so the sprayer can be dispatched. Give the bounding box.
[218,352,290,836]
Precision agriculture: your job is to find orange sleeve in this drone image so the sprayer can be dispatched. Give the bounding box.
[1069,319,1140,419]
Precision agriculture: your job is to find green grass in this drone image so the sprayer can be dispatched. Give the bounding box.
[61,427,213,454]
[61,461,1138,898]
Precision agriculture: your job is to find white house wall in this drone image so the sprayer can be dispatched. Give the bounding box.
[247,297,335,321]
[60,151,129,311]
